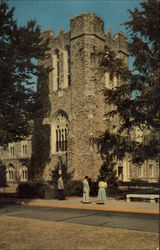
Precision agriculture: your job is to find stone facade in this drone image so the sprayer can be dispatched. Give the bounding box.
[41,13,159,182]
[0,138,31,183]
[42,13,122,180]
[0,13,159,184]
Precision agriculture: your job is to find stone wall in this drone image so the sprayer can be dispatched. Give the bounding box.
[44,13,129,181]
[0,138,31,183]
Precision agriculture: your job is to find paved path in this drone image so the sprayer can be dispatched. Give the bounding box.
[0,196,159,214]
[20,196,159,214]
[0,205,159,232]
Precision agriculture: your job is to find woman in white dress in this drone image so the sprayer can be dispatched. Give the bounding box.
[97,177,107,204]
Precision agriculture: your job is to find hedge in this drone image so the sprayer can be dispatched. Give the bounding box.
[17,181,51,198]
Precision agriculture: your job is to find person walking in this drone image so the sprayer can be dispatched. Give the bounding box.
[57,175,65,200]
[82,176,90,203]
[97,177,107,204]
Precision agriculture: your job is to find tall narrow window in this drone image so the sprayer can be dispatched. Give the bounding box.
[148,164,153,177]
[104,72,111,88]
[25,170,28,180]
[10,146,14,157]
[59,129,61,150]
[22,145,28,156]
[63,46,70,88]
[67,47,71,86]
[113,75,118,88]
[56,129,59,152]
[25,145,27,155]
[126,161,131,178]
[65,128,67,151]
[21,165,28,181]
[56,49,60,90]
[52,52,58,91]
[138,166,142,177]
[8,164,14,180]
[62,129,64,151]
[22,170,25,179]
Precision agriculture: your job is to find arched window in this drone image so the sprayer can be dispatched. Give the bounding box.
[7,164,15,181]
[51,111,68,154]
[21,165,28,181]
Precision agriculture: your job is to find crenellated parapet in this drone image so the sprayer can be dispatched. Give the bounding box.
[41,13,128,62]
[70,12,105,41]
[105,29,128,64]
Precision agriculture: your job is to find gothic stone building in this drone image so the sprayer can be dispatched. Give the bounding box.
[0,13,159,184]
[41,13,159,182]
[0,138,31,183]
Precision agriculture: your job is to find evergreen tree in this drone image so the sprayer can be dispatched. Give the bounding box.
[0,160,7,193]
[0,1,50,146]
[29,66,51,180]
[98,162,118,189]
[97,0,160,165]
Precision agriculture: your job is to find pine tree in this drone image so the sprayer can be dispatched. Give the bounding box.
[0,1,50,146]
[0,160,7,193]
[97,0,160,166]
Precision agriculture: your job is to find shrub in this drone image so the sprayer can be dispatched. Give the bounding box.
[89,180,98,196]
[65,180,99,197]
[65,181,83,196]
[17,181,51,198]
[0,161,7,191]
[118,180,159,188]
[98,162,118,189]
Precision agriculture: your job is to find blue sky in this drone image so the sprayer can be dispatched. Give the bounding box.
[8,0,141,36]
[8,0,141,89]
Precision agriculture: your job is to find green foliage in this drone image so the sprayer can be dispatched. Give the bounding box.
[98,161,118,189]
[65,181,83,197]
[98,0,160,165]
[17,181,50,198]
[0,1,50,146]
[0,161,7,189]
[30,123,51,180]
[29,70,51,180]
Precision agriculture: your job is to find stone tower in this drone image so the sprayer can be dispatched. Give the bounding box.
[1,13,159,184]
[43,13,128,181]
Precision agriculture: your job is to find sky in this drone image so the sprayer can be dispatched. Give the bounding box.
[8,0,141,36]
[7,0,142,89]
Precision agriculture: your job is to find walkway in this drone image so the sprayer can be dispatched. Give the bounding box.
[21,196,159,214]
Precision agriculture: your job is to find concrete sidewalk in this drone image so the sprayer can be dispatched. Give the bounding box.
[21,196,159,214]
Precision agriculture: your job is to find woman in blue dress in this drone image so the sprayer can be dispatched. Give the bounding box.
[97,177,107,204]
